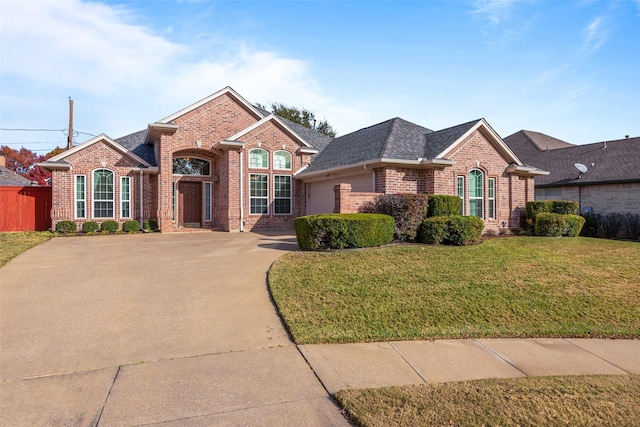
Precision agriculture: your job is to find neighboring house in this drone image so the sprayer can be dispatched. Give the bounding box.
[0,155,35,186]
[504,130,640,215]
[40,86,546,233]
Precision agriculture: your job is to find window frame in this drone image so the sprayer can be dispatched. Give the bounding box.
[273,174,292,215]
[468,169,484,219]
[74,174,86,219]
[273,150,292,170]
[249,173,269,215]
[457,176,465,216]
[92,169,115,219]
[120,176,131,218]
[204,182,212,222]
[488,177,495,219]
[172,181,177,222]
[248,148,269,169]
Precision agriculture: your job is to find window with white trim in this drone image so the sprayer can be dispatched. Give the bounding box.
[172,181,177,221]
[75,175,86,219]
[93,169,114,218]
[249,148,268,169]
[273,150,291,170]
[204,182,212,221]
[121,176,131,218]
[250,174,268,214]
[457,176,464,215]
[488,178,495,219]
[274,175,292,214]
[469,169,484,218]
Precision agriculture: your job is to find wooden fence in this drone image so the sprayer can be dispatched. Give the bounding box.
[0,186,52,231]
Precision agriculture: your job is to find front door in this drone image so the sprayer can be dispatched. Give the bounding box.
[178,181,201,227]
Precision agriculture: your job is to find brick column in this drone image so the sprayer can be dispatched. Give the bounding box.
[334,183,352,213]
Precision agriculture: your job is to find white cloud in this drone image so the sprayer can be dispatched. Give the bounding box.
[0,0,364,141]
[582,17,607,53]
[472,0,518,24]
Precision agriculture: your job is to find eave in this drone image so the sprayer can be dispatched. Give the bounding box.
[214,140,247,151]
[37,161,71,172]
[297,157,456,180]
[507,165,550,177]
[144,122,179,144]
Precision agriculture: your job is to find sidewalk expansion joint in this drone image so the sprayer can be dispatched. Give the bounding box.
[95,365,121,426]
[562,338,634,375]
[474,339,529,377]
[388,341,429,384]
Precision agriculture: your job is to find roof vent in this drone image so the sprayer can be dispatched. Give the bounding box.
[625,135,630,139]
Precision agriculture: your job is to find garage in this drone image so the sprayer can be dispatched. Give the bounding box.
[306,173,375,215]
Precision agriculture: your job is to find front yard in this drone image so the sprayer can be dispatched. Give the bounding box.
[269,237,640,344]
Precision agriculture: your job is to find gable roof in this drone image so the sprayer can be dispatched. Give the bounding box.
[297,117,533,178]
[226,114,317,150]
[0,165,34,186]
[505,132,640,186]
[41,134,153,169]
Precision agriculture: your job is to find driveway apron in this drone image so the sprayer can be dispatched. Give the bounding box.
[0,232,347,426]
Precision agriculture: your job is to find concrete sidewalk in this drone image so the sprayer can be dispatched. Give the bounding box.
[300,338,640,394]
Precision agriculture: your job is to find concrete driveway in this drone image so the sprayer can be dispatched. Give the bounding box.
[1,231,348,426]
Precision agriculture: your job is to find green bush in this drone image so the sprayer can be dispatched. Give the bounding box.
[535,213,585,237]
[418,215,484,246]
[365,194,428,242]
[122,220,140,233]
[550,200,579,215]
[82,221,99,233]
[427,195,461,217]
[100,220,119,233]
[526,201,552,221]
[143,219,158,231]
[294,213,394,250]
[55,220,77,233]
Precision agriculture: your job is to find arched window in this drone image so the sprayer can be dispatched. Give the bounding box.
[173,157,210,175]
[93,169,114,218]
[249,148,268,169]
[469,169,484,218]
[273,150,291,170]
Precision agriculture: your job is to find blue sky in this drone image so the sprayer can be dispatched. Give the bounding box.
[1,0,639,154]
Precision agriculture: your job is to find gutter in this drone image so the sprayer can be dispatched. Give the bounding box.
[507,165,550,177]
[37,161,71,171]
[297,157,455,179]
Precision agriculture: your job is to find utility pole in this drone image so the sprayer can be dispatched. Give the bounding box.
[67,97,74,150]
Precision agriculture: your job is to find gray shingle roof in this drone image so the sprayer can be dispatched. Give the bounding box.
[0,165,34,186]
[115,130,156,166]
[505,131,640,186]
[300,118,485,175]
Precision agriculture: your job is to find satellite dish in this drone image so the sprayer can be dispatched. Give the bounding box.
[574,163,588,173]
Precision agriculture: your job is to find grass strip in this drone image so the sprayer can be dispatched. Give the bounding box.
[335,375,640,427]
[0,232,53,267]
[269,237,640,343]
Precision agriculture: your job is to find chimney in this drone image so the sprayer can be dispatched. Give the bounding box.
[0,154,5,168]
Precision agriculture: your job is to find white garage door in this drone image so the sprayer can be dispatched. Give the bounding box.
[306,173,374,215]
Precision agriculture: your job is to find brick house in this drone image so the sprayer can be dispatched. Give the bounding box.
[40,86,546,232]
[504,130,640,215]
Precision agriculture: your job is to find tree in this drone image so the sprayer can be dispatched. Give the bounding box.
[257,102,337,137]
[0,145,58,186]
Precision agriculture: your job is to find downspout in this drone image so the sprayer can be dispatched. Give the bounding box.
[139,169,144,229]
[239,149,244,232]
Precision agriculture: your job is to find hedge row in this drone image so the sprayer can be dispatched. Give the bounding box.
[294,213,394,250]
[418,215,484,246]
[581,212,640,240]
[535,213,585,237]
[55,220,142,233]
[363,194,461,242]
[526,200,579,220]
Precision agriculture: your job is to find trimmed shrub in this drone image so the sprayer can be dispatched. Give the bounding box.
[418,216,448,245]
[580,213,601,238]
[122,220,140,233]
[100,220,119,233]
[55,220,77,233]
[535,213,585,237]
[82,221,99,233]
[601,213,625,239]
[526,201,551,221]
[427,195,461,217]
[366,194,428,242]
[294,213,394,250]
[550,200,579,215]
[143,219,158,231]
[418,215,484,246]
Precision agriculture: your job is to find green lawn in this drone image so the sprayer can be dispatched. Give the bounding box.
[0,232,53,267]
[335,375,640,427]
[269,237,640,344]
